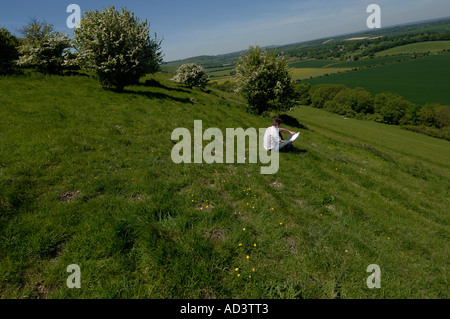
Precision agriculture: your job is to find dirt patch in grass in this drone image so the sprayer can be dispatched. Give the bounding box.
[270,181,284,188]
[59,191,81,202]
[204,229,225,242]
[286,237,299,256]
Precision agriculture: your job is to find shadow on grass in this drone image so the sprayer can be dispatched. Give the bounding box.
[137,78,191,93]
[63,70,90,77]
[122,88,192,104]
[281,146,308,156]
[279,114,310,130]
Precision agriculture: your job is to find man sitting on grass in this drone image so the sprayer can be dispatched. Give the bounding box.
[263,117,297,152]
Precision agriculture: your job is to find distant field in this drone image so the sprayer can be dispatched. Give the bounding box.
[207,68,234,79]
[324,55,411,68]
[289,56,411,69]
[291,68,351,81]
[289,60,333,68]
[210,67,352,82]
[376,41,450,56]
[304,54,450,105]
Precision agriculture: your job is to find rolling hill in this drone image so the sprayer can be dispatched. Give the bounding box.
[164,17,450,68]
[375,40,450,56]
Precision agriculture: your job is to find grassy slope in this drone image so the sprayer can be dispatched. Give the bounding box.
[304,54,450,106]
[0,73,449,299]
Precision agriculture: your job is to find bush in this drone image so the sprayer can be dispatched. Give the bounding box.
[0,27,20,74]
[295,83,311,105]
[171,63,209,88]
[234,46,297,115]
[17,19,72,75]
[374,92,412,125]
[416,104,436,127]
[310,84,347,108]
[74,6,163,91]
[333,87,374,114]
[434,104,450,128]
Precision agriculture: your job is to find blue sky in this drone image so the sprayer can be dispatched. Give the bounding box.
[1,0,449,61]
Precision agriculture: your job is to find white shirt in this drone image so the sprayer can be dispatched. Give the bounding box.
[264,126,281,151]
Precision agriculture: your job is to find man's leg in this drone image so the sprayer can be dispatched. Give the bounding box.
[279,134,293,151]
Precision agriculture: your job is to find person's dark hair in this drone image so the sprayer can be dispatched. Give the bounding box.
[272,117,283,127]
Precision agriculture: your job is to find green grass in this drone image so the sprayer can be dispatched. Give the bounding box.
[304,54,450,105]
[0,73,449,299]
[376,41,450,56]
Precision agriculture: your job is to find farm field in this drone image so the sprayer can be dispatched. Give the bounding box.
[324,55,412,68]
[291,68,351,81]
[375,41,450,56]
[289,60,334,68]
[304,54,450,105]
[207,67,235,79]
[210,67,352,83]
[289,56,411,69]
[0,73,449,299]
[208,55,415,83]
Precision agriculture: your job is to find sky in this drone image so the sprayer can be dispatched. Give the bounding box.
[1,0,449,62]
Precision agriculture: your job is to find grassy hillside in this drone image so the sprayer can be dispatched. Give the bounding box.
[304,54,450,105]
[0,73,449,299]
[376,41,450,56]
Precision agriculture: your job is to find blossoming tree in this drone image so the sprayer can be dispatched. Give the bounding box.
[171,63,209,89]
[73,6,163,91]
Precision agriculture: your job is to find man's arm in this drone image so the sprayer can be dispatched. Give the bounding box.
[279,128,295,135]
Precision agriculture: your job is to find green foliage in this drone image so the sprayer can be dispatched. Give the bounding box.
[17,19,71,74]
[295,83,311,105]
[234,46,297,115]
[74,6,163,91]
[374,93,412,125]
[415,103,450,129]
[0,27,20,74]
[171,63,209,88]
[434,104,450,128]
[334,87,374,114]
[309,84,347,108]
[416,104,437,127]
